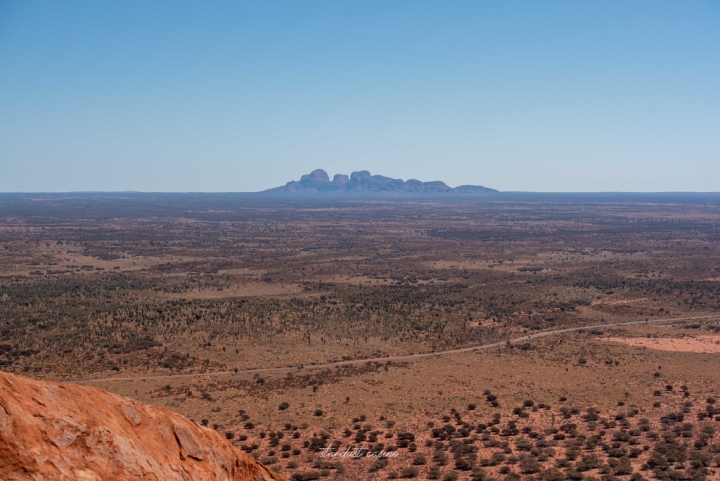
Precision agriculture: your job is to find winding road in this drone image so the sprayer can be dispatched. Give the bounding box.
[73,314,718,384]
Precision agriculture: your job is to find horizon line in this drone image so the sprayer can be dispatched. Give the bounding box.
[2,190,720,195]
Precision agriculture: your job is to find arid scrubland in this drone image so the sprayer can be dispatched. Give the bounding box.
[1,194,720,480]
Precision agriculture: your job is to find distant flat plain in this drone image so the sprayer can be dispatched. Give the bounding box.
[2,193,720,480]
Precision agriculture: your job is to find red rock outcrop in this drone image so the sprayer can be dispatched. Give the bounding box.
[0,371,285,481]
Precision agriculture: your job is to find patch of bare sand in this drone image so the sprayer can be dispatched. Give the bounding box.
[605,335,720,353]
[592,297,648,306]
[164,283,304,299]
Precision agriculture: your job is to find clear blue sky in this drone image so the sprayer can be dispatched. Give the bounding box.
[1,1,719,192]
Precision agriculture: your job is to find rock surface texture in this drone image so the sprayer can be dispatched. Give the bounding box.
[0,371,285,481]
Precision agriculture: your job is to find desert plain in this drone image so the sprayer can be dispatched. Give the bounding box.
[1,193,720,481]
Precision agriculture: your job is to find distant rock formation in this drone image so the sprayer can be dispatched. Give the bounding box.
[0,370,285,481]
[264,169,497,194]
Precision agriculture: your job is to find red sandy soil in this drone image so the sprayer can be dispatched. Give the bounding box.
[604,336,720,354]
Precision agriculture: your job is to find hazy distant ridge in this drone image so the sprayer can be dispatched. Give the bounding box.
[264,169,497,195]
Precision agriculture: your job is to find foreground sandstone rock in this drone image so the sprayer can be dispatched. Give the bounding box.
[0,371,285,481]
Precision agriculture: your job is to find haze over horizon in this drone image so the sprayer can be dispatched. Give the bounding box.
[1,1,719,193]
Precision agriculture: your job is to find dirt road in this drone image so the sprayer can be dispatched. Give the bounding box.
[73,314,718,384]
